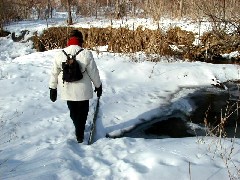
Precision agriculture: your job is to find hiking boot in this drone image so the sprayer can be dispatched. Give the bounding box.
[76,136,83,143]
[76,137,83,143]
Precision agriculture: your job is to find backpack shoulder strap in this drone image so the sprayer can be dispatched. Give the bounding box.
[62,49,84,60]
[62,49,70,60]
[74,48,84,58]
[76,48,84,55]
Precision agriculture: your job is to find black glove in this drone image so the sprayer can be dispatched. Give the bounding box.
[94,84,102,97]
[50,88,57,102]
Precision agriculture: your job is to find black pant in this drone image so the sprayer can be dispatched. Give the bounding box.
[67,100,89,140]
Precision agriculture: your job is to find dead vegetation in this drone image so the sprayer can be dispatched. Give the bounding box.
[0,30,11,37]
[6,25,240,63]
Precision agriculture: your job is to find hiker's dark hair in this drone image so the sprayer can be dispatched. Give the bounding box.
[69,30,84,44]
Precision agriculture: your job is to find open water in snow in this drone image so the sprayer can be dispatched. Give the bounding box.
[123,82,240,139]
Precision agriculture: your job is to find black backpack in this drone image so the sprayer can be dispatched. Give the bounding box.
[62,49,83,83]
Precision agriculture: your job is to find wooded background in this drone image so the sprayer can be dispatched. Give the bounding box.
[1,0,240,29]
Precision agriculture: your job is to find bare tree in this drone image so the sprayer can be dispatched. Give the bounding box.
[67,0,73,24]
[95,0,99,18]
[2,0,240,30]
[179,0,183,18]
[195,0,239,32]
[61,0,74,25]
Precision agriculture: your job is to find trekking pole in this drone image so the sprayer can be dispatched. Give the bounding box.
[88,97,100,145]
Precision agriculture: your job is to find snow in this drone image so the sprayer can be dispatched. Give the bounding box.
[1,15,240,180]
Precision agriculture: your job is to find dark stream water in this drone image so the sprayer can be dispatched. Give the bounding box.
[122,82,240,139]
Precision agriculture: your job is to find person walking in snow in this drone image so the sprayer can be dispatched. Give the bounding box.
[49,29,102,143]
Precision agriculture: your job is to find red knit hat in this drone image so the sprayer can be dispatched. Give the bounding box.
[67,37,82,47]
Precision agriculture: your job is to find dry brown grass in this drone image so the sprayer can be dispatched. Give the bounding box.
[31,26,240,62]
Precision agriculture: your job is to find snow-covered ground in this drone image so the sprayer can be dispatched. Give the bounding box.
[1,15,240,180]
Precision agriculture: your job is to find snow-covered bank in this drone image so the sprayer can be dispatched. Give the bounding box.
[2,137,240,180]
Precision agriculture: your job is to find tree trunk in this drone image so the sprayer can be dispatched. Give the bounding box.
[223,0,226,20]
[47,0,51,18]
[95,0,98,19]
[67,0,73,25]
[223,0,226,29]
[115,0,120,18]
[179,0,183,18]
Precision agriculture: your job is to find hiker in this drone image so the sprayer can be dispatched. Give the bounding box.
[49,29,102,143]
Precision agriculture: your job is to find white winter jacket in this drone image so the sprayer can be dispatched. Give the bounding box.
[49,45,101,101]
